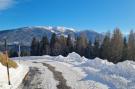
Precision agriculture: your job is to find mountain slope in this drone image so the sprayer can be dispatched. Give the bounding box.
[0,26,104,46]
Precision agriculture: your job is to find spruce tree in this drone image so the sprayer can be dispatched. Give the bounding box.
[40,36,50,55]
[67,34,73,54]
[110,28,123,63]
[50,33,57,56]
[100,32,111,60]
[21,50,30,56]
[121,37,128,61]
[75,34,88,56]
[31,37,38,56]
[9,50,18,57]
[93,36,100,58]
[53,39,61,56]
[85,40,94,59]
[127,30,135,61]
[59,35,67,56]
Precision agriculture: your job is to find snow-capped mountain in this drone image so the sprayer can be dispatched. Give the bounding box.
[0,26,104,46]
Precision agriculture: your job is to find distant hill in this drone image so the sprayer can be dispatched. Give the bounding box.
[0,26,104,46]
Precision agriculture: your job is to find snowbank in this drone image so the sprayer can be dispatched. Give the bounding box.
[79,58,135,89]
[0,62,29,89]
[54,52,87,65]
[49,52,135,89]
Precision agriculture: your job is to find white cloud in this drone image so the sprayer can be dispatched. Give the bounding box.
[0,0,16,11]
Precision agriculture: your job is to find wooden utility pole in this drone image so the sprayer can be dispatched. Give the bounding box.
[4,39,11,85]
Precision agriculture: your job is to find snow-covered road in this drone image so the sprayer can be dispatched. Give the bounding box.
[18,61,71,89]
[17,61,58,89]
[12,52,135,89]
[16,57,107,89]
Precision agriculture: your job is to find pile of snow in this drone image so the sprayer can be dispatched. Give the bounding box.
[79,58,135,89]
[67,52,84,62]
[51,53,135,89]
[55,55,66,62]
[0,62,29,89]
[54,52,87,65]
[80,58,114,70]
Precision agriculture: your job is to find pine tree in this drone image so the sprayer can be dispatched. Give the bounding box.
[36,40,40,56]
[127,30,135,61]
[121,37,128,61]
[85,40,94,58]
[75,36,80,54]
[21,50,30,56]
[9,50,18,57]
[100,32,111,60]
[53,39,61,56]
[30,37,40,56]
[31,37,37,56]
[59,35,67,56]
[50,33,57,56]
[67,34,73,54]
[110,28,123,63]
[40,36,50,55]
[93,36,100,58]
[75,34,88,56]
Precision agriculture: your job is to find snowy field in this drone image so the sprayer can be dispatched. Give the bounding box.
[1,52,135,89]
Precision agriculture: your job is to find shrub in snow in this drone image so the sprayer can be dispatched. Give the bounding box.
[0,53,18,68]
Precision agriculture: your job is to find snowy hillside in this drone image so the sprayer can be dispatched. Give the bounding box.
[11,52,135,89]
[0,26,104,46]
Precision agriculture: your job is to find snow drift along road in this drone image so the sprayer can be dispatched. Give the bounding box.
[43,52,135,89]
[1,52,135,89]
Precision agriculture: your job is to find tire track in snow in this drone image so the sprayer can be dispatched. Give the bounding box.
[42,63,71,89]
[17,67,42,89]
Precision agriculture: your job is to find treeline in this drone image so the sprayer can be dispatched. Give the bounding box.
[9,50,30,57]
[30,28,135,63]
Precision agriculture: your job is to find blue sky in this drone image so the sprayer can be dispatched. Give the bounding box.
[0,0,135,33]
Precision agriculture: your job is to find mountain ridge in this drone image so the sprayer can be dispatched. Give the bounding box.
[0,26,104,46]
